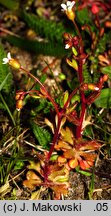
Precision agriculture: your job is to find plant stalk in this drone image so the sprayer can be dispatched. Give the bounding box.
[44,112,62,182]
[76,60,86,139]
[20,67,59,115]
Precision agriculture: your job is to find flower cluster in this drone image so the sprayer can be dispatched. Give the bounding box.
[15,91,24,111]
[63,33,79,49]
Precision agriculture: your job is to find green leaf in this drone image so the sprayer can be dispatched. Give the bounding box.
[94,88,111,108]
[34,74,47,91]
[101,66,111,79]
[75,166,92,176]
[6,35,67,57]
[83,63,92,83]
[14,161,24,171]
[30,98,53,115]
[76,8,92,25]
[97,32,111,53]
[0,0,19,10]
[0,73,11,91]
[22,11,65,42]
[30,121,52,149]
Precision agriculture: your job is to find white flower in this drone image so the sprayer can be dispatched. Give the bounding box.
[2,52,12,64]
[95,86,99,91]
[65,43,70,49]
[61,1,75,12]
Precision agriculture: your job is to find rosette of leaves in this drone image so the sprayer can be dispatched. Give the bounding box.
[23,152,70,200]
[54,126,101,170]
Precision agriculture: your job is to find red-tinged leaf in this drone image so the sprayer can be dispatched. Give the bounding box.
[77,140,101,150]
[66,114,80,126]
[27,161,41,173]
[23,179,42,189]
[54,140,71,151]
[58,156,67,163]
[68,158,78,169]
[79,160,91,170]
[49,164,68,181]
[63,149,75,159]
[26,170,41,180]
[80,152,97,162]
[87,160,94,167]
[60,127,74,145]
[51,183,70,200]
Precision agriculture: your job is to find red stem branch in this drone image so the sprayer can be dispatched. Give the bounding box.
[73,20,83,54]
[20,66,62,182]
[20,66,59,115]
[76,60,86,139]
[44,113,62,182]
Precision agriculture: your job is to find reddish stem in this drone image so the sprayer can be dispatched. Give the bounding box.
[73,20,83,54]
[62,87,78,111]
[44,113,62,182]
[20,66,59,115]
[76,60,86,139]
[72,20,86,138]
[47,113,62,162]
[20,66,62,182]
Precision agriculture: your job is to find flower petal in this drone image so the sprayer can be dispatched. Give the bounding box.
[7,52,11,60]
[61,3,67,11]
[2,58,9,64]
[67,1,75,9]
[95,87,99,91]
[65,44,70,49]
[67,1,72,7]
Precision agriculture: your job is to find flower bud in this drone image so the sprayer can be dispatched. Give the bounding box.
[63,33,71,40]
[92,32,96,40]
[102,74,109,82]
[16,99,23,111]
[9,58,21,70]
[91,4,99,14]
[88,84,99,91]
[59,73,66,80]
[72,47,78,56]
[80,83,88,91]
[99,27,104,37]
[15,91,24,100]
[66,10,75,21]
[105,21,111,28]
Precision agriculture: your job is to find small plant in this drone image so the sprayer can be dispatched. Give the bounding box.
[1,0,111,199]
